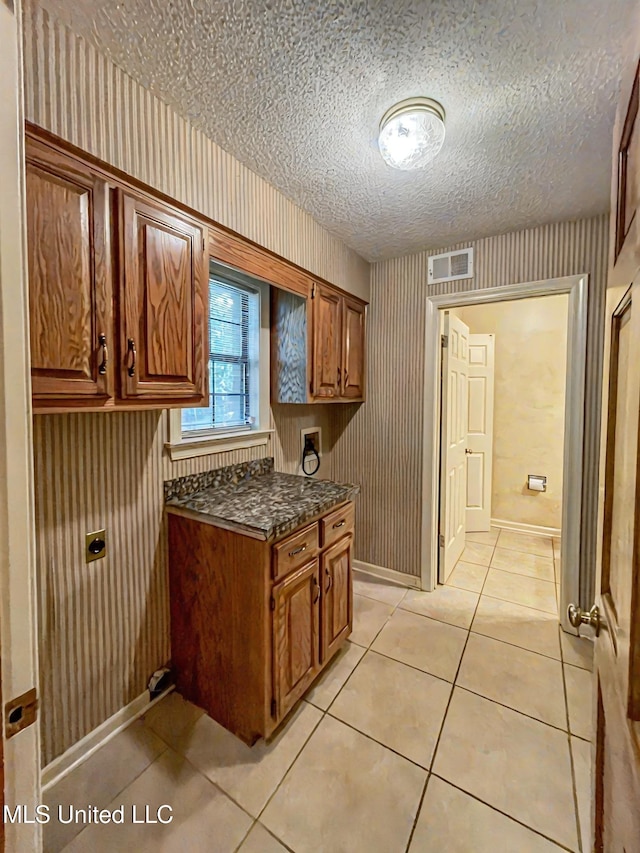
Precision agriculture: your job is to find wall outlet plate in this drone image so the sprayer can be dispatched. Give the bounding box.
[85,529,107,563]
[300,426,322,477]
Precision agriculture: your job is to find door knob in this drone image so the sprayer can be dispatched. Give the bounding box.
[567,603,603,637]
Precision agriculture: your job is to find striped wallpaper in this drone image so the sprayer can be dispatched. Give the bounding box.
[23,0,365,765]
[334,215,609,602]
[23,0,609,766]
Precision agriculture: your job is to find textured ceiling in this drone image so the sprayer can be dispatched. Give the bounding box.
[40,0,636,261]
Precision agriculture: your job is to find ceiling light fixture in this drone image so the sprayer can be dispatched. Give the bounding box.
[378,97,446,170]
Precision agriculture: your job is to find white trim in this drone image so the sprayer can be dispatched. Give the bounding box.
[491,518,561,539]
[41,686,175,792]
[167,274,271,461]
[165,425,274,461]
[422,274,587,632]
[353,560,421,588]
[0,3,42,849]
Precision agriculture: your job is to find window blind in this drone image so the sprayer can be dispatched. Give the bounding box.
[182,276,259,433]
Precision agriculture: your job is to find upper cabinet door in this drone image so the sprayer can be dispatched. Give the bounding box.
[119,192,207,402]
[312,284,341,398]
[341,296,366,400]
[26,140,112,402]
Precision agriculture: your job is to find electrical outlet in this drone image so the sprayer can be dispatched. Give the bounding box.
[85,529,107,563]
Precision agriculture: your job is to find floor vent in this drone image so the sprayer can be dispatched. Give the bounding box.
[428,247,474,284]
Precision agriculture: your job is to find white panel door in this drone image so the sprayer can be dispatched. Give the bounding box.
[439,313,469,582]
[466,334,495,532]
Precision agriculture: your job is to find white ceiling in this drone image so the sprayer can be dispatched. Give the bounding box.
[41,0,636,261]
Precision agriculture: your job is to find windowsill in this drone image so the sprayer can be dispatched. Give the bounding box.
[165,428,274,462]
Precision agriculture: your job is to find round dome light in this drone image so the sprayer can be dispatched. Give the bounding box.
[378,97,446,170]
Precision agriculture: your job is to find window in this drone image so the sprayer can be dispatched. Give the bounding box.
[182,276,260,434]
[167,264,271,460]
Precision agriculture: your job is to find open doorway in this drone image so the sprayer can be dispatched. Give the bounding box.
[422,275,588,632]
[438,293,568,610]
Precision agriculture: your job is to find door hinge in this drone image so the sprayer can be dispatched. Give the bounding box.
[439,534,445,548]
[441,334,448,348]
[270,596,275,611]
[271,698,277,717]
[5,688,38,739]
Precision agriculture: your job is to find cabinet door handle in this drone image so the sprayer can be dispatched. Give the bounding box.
[288,543,307,558]
[98,333,109,375]
[337,365,341,386]
[312,576,320,604]
[325,567,333,593]
[344,370,349,387]
[127,338,137,377]
[333,520,346,529]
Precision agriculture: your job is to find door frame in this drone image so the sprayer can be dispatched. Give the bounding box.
[421,274,588,633]
[0,1,42,849]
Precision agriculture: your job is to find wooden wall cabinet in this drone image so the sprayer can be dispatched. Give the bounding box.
[25,127,208,413]
[118,192,206,402]
[271,282,367,403]
[168,502,354,744]
[26,137,113,404]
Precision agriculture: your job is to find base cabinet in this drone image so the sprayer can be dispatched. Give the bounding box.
[273,559,321,721]
[321,536,353,662]
[167,502,355,744]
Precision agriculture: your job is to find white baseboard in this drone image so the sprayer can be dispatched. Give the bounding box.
[353,560,421,588]
[41,685,175,792]
[491,518,561,539]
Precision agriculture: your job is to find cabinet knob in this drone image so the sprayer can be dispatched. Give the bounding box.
[98,333,109,375]
[127,338,137,377]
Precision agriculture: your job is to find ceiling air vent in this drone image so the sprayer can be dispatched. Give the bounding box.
[427,248,474,285]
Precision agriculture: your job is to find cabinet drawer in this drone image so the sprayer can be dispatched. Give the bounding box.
[273,523,319,581]
[321,502,354,549]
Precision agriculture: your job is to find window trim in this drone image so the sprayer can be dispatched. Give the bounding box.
[165,266,272,461]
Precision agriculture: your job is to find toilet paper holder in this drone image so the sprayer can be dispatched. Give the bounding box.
[527,474,547,492]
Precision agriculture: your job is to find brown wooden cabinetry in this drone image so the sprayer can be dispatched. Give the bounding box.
[119,191,206,401]
[312,284,366,401]
[271,283,366,403]
[25,125,208,413]
[273,559,321,720]
[312,284,342,398]
[26,138,113,403]
[341,296,366,399]
[167,501,355,744]
[321,535,353,662]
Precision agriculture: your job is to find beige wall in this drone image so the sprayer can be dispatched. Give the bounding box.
[24,0,367,766]
[333,216,609,577]
[456,295,569,530]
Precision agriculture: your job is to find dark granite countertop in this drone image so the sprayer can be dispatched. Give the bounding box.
[165,464,359,541]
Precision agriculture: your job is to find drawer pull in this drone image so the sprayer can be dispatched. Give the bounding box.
[288,544,307,558]
[333,520,346,529]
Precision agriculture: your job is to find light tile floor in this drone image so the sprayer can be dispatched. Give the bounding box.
[46,528,594,853]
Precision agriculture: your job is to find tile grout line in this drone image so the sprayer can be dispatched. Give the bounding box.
[57,740,172,852]
[403,537,498,852]
[428,773,575,853]
[253,580,414,838]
